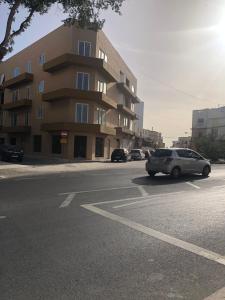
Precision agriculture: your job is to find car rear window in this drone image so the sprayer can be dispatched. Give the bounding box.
[152,149,172,157]
[131,150,140,153]
[113,149,124,154]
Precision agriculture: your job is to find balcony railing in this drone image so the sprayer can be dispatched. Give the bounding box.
[2,99,32,110]
[41,122,116,136]
[4,73,33,89]
[42,88,117,110]
[1,126,31,133]
[115,126,134,136]
[117,104,137,119]
[43,53,118,82]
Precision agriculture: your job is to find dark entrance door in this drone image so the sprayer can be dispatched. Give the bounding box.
[74,136,87,158]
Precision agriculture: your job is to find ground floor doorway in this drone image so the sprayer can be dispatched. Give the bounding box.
[74,136,87,159]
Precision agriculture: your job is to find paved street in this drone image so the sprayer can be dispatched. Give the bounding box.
[1,161,225,299]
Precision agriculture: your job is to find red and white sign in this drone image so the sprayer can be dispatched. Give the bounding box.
[61,131,68,137]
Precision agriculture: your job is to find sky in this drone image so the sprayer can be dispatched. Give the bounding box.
[2,0,225,146]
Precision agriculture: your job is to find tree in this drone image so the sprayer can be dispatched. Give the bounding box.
[0,0,124,61]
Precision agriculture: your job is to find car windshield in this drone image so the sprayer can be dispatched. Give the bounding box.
[131,150,140,153]
[152,149,172,157]
[113,149,124,154]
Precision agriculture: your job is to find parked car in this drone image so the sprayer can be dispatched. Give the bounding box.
[111,148,131,162]
[130,149,145,160]
[145,148,211,178]
[0,144,24,162]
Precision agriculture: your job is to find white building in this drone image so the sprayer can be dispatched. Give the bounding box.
[134,100,144,136]
[172,136,191,148]
[192,106,225,140]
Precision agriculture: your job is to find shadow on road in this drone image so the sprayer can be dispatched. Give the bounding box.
[132,174,207,186]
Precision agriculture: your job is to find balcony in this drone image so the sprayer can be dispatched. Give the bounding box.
[117,104,137,119]
[2,99,32,110]
[4,73,33,89]
[42,88,117,110]
[41,122,116,136]
[1,126,31,133]
[115,126,135,136]
[43,53,118,82]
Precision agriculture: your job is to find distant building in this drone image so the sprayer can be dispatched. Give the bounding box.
[139,129,164,148]
[134,100,144,136]
[192,106,225,140]
[172,136,191,148]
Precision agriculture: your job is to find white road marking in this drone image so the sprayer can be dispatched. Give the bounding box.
[204,287,225,299]
[138,186,148,197]
[113,191,184,209]
[60,193,76,208]
[186,182,201,189]
[0,216,6,219]
[81,204,225,267]
[0,175,6,179]
[59,185,137,195]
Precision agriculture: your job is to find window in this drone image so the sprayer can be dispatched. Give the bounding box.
[118,114,121,126]
[126,78,130,87]
[123,117,128,127]
[33,135,42,153]
[11,112,17,127]
[76,103,88,123]
[12,89,19,103]
[13,67,20,77]
[212,128,218,138]
[76,72,89,90]
[95,107,106,124]
[0,111,3,126]
[131,85,135,93]
[24,111,29,126]
[36,105,44,120]
[197,118,204,124]
[129,120,133,131]
[78,41,91,56]
[131,103,135,112]
[98,49,108,62]
[176,149,191,158]
[38,80,45,93]
[26,61,32,73]
[95,137,104,157]
[120,71,125,83]
[26,86,31,99]
[52,135,61,154]
[97,81,107,94]
[39,53,45,65]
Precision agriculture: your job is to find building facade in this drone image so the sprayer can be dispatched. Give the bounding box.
[172,136,191,148]
[136,128,164,148]
[0,24,142,160]
[134,100,144,136]
[192,106,225,140]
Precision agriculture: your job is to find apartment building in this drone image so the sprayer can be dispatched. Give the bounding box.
[138,128,164,148]
[134,100,144,136]
[172,136,191,148]
[192,106,225,140]
[0,24,142,160]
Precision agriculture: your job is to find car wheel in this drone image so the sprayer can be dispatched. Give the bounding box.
[148,171,156,177]
[171,167,181,179]
[202,166,210,177]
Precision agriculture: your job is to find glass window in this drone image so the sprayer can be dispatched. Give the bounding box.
[78,41,91,56]
[11,112,17,127]
[52,135,61,154]
[152,149,172,157]
[197,118,204,124]
[33,135,42,153]
[38,80,45,93]
[98,49,108,62]
[76,72,89,90]
[26,86,31,99]
[95,107,106,124]
[24,111,29,126]
[95,137,104,157]
[26,61,32,73]
[131,85,135,93]
[36,105,44,120]
[126,78,130,87]
[76,103,88,123]
[39,53,45,65]
[12,89,19,103]
[124,117,128,127]
[97,81,107,94]
[13,67,20,77]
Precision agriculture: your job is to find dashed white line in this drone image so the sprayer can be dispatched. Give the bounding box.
[186,182,201,189]
[60,193,76,208]
[0,216,6,219]
[82,204,225,267]
[204,286,225,299]
[0,175,6,179]
[113,191,184,209]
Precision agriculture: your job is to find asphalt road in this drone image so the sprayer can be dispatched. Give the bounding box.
[1,162,225,300]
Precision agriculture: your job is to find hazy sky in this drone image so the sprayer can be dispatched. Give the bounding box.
[2,0,225,146]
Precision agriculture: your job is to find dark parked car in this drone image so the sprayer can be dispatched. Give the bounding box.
[111,148,131,162]
[0,144,24,162]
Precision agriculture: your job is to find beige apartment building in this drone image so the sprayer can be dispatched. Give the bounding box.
[0,24,142,160]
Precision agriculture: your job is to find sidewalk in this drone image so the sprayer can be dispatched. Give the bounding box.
[0,158,142,179]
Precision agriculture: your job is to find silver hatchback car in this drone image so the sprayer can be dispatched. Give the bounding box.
[146,148,211,178]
